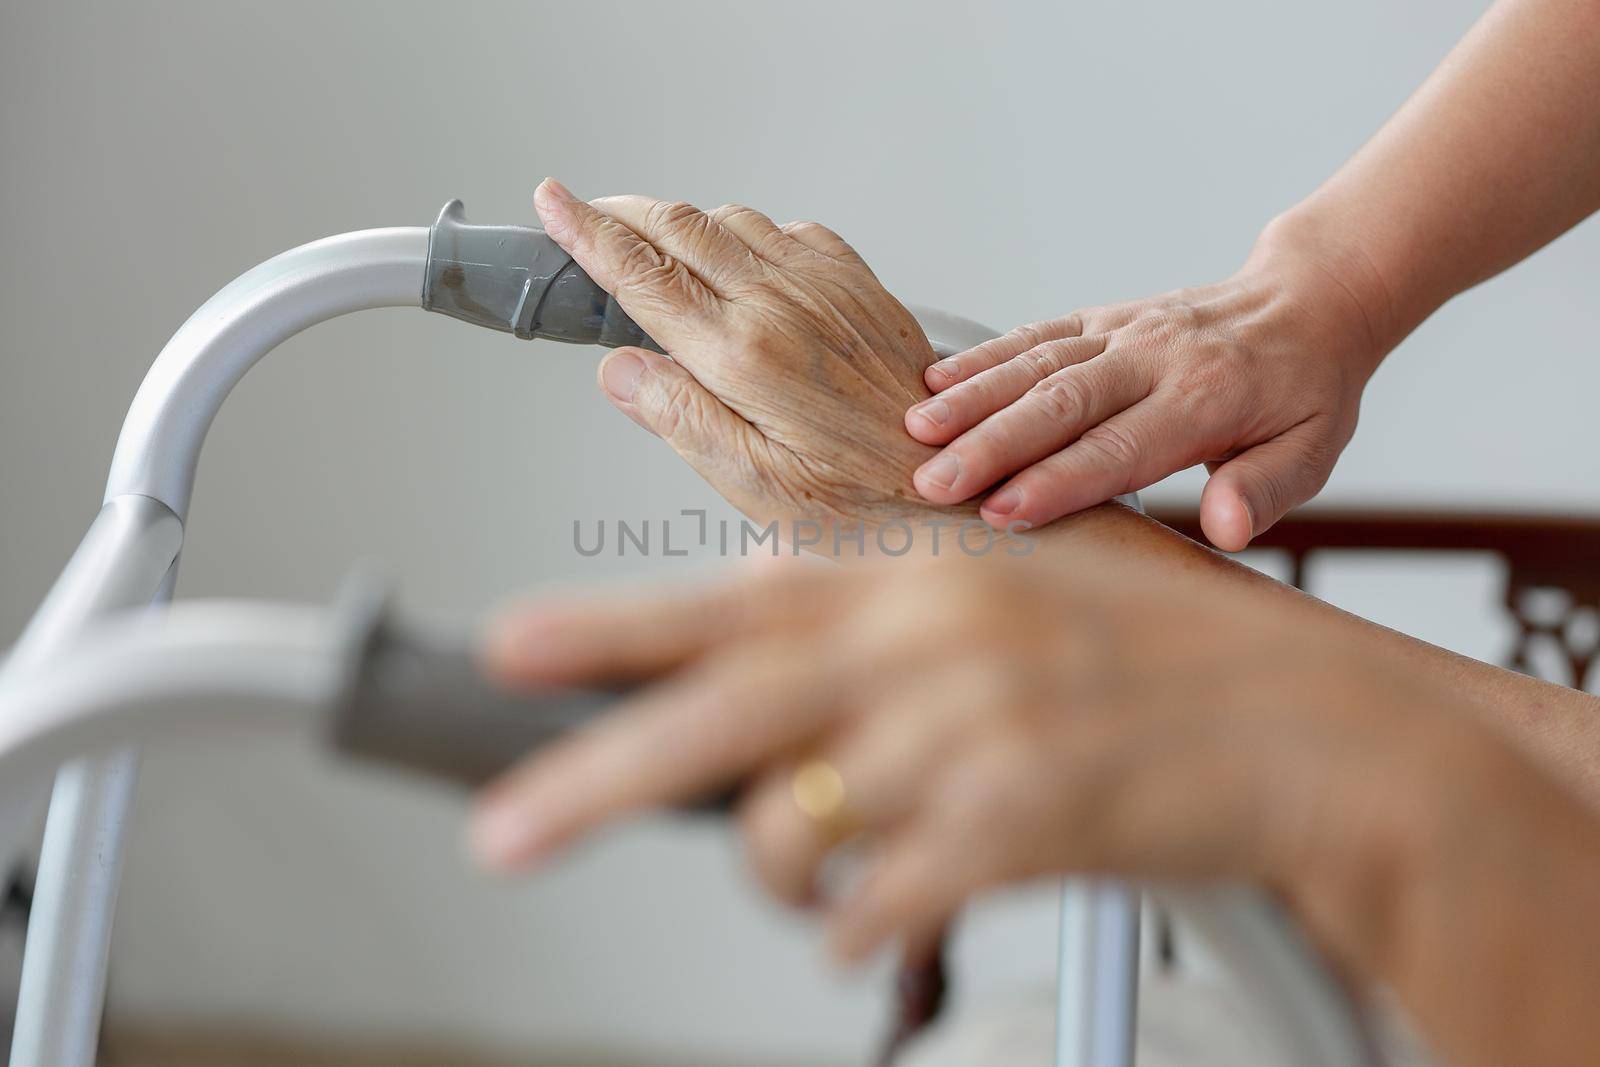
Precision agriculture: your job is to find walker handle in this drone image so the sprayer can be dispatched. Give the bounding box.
[329,613,735,809]
[421,200,663,352]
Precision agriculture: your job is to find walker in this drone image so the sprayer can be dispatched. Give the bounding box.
[0,201,1384,1067]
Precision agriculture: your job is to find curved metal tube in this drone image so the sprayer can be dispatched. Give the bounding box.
[104,226,430,519]
[0,496,182,880]
[0,604,339,780]
[13,226,428,1067]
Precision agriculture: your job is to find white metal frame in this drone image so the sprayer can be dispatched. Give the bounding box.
[5,227,429,1067]
[0,222,1381,1067]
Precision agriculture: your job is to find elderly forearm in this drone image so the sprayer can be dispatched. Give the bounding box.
[1366,628,1600,813]
[1315,726,1600,1067]
[1264,0,1600,353]
[1031,505,1600,811]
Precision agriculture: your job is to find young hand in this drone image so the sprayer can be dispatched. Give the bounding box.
[905,225,1390,550]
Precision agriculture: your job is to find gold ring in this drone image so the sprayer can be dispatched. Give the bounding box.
[791,758,859,843]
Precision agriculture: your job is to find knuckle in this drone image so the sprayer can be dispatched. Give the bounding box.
[646,199,705,239]
[1076,420,1140,469]
[784,219,852,255]
[1023,338,1077,380]
[576,213,632,259]
[1077,305,1110,328]
[650,371,698,441]
[617,237,665,280]
[1009,321,1052,349]
[712,202,761,227]
[1025,373,1088,425]
[1007,313,1084,354]
[621,253,694,301]
[1135,303,1199,346]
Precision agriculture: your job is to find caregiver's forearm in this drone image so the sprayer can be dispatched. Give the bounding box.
[1264,0,1600,355]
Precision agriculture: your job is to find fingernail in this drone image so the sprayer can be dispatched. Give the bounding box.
[917,453,961,490]
[985,487,1021,516]
[539,176,576,204]
[469,802,545,870]
[601,350,646,403]
[927,358,959,383]
[911,399,950,427]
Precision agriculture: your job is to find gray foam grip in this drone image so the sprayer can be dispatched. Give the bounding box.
[330,617,734,811]
[422,199,663,353]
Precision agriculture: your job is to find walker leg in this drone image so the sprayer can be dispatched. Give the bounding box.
[5,502,181,1067]
[1056,881,1141,1067]
[8,753,139,1067]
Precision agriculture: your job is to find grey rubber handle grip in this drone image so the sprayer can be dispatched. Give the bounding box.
[330,615,735,810]
[421,199,662,352]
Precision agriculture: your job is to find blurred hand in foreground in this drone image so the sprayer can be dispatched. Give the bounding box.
[466,544,1575,967]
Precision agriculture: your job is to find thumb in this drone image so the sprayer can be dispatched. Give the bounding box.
[597,346,756,463]
[1200,423,1335,552]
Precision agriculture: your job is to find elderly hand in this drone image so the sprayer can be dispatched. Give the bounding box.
[905,219,1394,550]
[468,508,1600,1067]
[468,540,1473,967]
[532,178,962,549]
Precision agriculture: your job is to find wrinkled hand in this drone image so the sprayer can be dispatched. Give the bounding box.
[533,179,955,547]
[906,229,1389,550]
[468,544,1467,967]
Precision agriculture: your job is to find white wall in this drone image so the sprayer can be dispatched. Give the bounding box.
[1,0,1595,1063]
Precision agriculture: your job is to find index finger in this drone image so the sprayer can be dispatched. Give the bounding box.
[925,315,1084,391]
[483,564,836,688]
[591,195,766,294]
[533,178,721,352]
[912,357,1146,505]
[469,638,841,871]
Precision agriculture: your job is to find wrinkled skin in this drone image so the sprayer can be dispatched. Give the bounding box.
[532,180,974,548]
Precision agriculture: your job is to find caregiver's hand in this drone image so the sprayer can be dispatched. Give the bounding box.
[532,178,955,547]
[906,222,1393,550]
